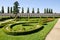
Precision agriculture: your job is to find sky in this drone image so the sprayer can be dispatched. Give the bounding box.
[0,0,60,13]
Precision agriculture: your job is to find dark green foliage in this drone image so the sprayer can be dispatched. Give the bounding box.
[13,1,19,14]
[51,9,53,13]
[27,7,29,13]
[44,8,53,13]
[3,23,43,35]
[0,17,12,21]
[7,7,9,13]
[13,1,20,19]
[0,21,12,28]
[49,9,50,13]
[32,8,34,13]
[37,8,40,13]
[47,8,48,13]
[48,9,53,13]
[13,6,15,13]
[44,8,46,13]
[1,6,4,13]
[21,7,24,13]
[10,7,12,13]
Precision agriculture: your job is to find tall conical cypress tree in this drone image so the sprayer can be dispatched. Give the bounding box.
[32,8,34,13]
[47,8,48,13]
[7,7,9,13]
[48,9,51,13]
[10,7,12,13]
[21,7,24,13]
[44,8,46,13]
[27,7,29,13]
[2,6,4,13]
[51,9,53,13]
[37,8,40,13]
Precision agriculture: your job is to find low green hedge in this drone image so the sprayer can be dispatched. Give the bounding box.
[0,21,16,28]
[0,17,14,21]
[3,18,55,35]
[3,23,43,35]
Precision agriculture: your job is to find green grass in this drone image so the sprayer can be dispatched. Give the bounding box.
[0,18,57,40]
[12,23,37,31]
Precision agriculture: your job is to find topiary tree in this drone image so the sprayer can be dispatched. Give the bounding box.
[27,7,29,13]
[1,6,4,13]
[7,7,9,13]
[21,7,24,13]
[13,1,20,19]
[10,7,12,13]
[37,8,40,13]
[32,8,34,13]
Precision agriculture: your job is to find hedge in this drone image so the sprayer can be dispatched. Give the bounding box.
[3,23,44,35]
[0,17,14,21]
[0,21,15,28]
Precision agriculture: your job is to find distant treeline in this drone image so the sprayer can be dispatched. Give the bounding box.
[0,1,53,14]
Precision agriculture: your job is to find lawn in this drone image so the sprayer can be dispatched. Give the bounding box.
[0,17,58,40]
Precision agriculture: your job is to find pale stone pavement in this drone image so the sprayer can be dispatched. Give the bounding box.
[45,19,60,40]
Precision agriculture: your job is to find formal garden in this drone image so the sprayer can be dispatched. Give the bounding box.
[0,16,57,40]
[0,1,58,40]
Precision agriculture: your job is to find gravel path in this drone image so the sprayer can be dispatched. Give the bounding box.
[45,19,60,40]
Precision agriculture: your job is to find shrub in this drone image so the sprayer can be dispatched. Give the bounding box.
[0,21,15,28]
[0,17,14,21]
[3,23,43,35]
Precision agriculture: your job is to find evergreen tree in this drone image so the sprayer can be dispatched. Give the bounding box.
[27,7,29,13]
[37,8,40,13]
[13,1,20,18]
[47,8,48,13]
[49,9,51,13]
[32,8,34,13]
[21,7,24,13]
[13,1,19,14]
[1,6,4,13]
[10,7,12,13]
[7,7,9,13]
[51,9,53,13]
[44,8,46,13]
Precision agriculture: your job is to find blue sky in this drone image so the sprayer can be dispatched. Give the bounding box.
[0,0,60,13]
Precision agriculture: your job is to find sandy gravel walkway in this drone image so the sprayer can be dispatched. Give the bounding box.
[45,19,60,40]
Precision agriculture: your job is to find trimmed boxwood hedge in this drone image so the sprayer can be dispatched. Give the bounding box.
[0,17,14,21]
[2,18,54,35]
[3,23,44,35]
[0,21,15,28]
